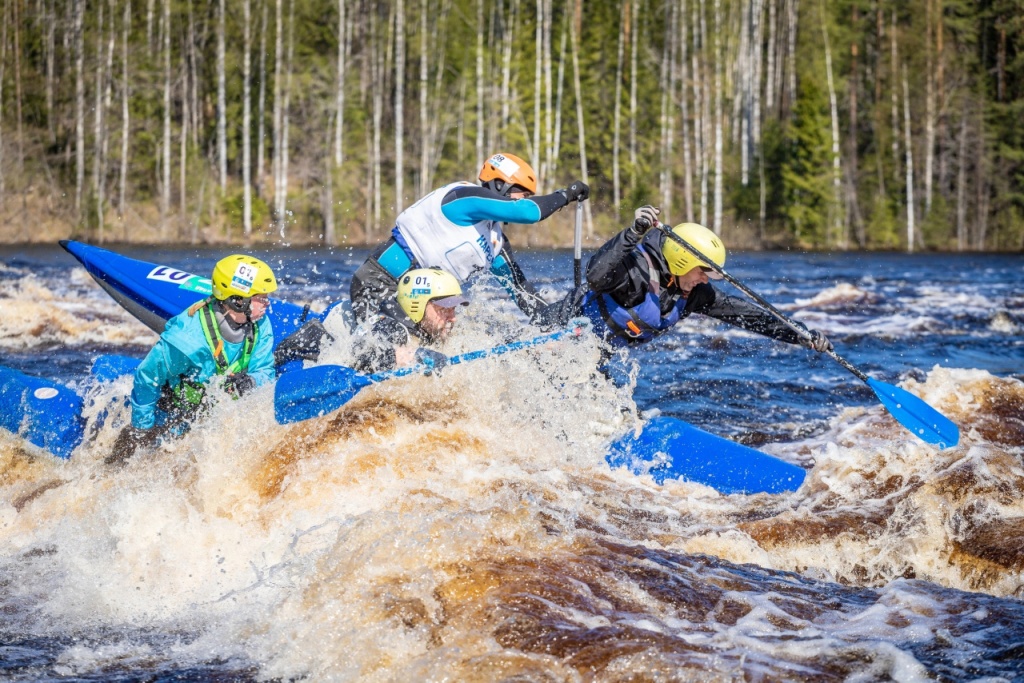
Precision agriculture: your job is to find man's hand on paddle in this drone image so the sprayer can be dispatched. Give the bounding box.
[631,205,661,236]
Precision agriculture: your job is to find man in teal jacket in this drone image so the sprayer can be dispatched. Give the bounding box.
[108,254,279,465]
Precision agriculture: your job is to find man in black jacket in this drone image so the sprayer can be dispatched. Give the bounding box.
[540,206,832,353]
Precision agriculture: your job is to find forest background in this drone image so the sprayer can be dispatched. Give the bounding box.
[0,0,1021,251]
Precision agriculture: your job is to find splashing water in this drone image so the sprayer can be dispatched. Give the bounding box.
[2,245,1023,680]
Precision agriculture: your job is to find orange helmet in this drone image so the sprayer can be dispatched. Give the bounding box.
[478,152,537,196]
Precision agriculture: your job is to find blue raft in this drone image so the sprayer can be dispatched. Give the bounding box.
[60,240,327,343]
[45,242,807,494]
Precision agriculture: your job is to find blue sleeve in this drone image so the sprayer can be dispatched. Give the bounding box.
[130,337,195,429]
[440,185,567,225]
[247,318,276,386]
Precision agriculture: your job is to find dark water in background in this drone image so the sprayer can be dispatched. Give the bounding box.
[2,243,1024,682]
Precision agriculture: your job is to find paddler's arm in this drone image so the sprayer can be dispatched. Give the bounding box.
[687,283,810,345]
[585,226,651,308]
[440,185,569,225]
[245,317,276,386]
[129,337,195,429]
[352,317,413,374]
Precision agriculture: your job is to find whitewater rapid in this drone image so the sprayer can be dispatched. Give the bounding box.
[2,247,1024,680]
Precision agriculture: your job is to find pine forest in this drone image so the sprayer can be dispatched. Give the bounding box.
[1,0,1023,251]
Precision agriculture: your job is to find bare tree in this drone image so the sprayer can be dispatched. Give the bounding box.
[902,64,914,253]
[955,102,967,251]
[0,0,9,202]
[395,0,405,212]
[679,0,694,221]
[821,4,842,247]
[161,0,172,235]
[243,0,253,237]
[475,0,483,168]
[118,0,131,219]
[612,0,626,213]
[272,0,283,229]
[278,0,295,238]
[257,0,268,198]
[217,0,227,192]
[568,0,592,235]
[713,0,723,232]
[73,0,85,217]
[335,0,347,167]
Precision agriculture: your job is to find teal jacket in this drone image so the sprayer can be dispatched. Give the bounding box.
[130,307,275,429]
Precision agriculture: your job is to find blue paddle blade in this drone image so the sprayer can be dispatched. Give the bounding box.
[866,378,960,449]
[274,364,374,424]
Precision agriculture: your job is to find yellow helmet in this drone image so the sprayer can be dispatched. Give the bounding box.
[211,255,278,300]
[397,268,469,323]
[661,223,726,278]
[478,152,537,196]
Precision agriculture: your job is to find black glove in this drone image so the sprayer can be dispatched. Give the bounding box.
[631,205,661,235]
[414,347,449,375]
[563,180,590,203]
[682,282,716,315]
[223,372,257,396]
[274,319,334,365]
[804,329,833,353]
[106,426,156,466]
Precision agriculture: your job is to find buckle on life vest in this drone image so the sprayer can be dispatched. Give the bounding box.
[625,320,642,336]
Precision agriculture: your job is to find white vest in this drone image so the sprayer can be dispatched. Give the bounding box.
[395,181,505,282]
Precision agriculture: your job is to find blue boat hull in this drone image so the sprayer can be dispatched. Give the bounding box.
[0,365,84,459]
[60,240,318,342]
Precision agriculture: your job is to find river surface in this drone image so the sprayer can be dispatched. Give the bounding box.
[1,243,1023,681]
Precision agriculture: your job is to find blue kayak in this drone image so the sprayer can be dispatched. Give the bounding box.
[0,365,85,459]
[1,353,804,494]
[51,241,806,494]
[60,240,323,343]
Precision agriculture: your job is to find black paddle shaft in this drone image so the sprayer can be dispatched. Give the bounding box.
[657,226,870,383]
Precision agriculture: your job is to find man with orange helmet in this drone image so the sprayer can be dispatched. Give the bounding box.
[539,206,832,352]
[350,152,588,323]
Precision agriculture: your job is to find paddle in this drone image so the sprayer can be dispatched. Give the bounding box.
[274,324,588,425]
[573,200,584,288]
[657,226,960,449]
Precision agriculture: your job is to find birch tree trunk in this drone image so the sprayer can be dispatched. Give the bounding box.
[161,0,171,234]
[532,0,541,173]
[217,0,227,192]
[499,0,516,140]
[93,0,106,236]
[475,0,484,169]
[118,0,131,219]
[551,17,566,179]
[180,45,190,241]
[821,7,842,248]
[257,0,268,198]
[955,103,967,251]
[395,0,405,212]
[890,9,900,187]
[243,0,252,237]
[45,0,55,143]
[628,0,638,180]
[924,0,934,214]
[12,0,23,184]
[902,64,914,253]
[272,0,283,229]
[146,0,153,55]
[418,0,428,195]
[279,0,295,238]
[765,0,776,114]
[335,0,347,167]
[713,0,723,232]
[786,0,797,113]
[849,3,863,246]
[371,5,383,231]
[612,0,626,214]
[73,0,85,217]
[568,1,592,236]
[679,0,693,221]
